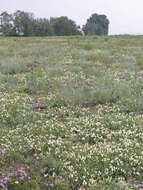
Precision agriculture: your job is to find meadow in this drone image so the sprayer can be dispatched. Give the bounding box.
[0,35,143,190]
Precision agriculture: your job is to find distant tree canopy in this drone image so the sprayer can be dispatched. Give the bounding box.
[82,13,109,35]
[13,10,35,36]
[0,11,109,36]
[0,10,81,36]
[33,18,54,36]
[50,16,81,36]
[0,11,14,36]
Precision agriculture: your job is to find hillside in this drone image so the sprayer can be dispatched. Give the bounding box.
[0,35,143,189]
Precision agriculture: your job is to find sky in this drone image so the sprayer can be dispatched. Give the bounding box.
[1,0,143,35]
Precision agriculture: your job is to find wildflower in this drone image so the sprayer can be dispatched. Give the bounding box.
[16,168,27,180]
[0,149,5,156]
[45,183,54,188]
[83,180,87,185]
[0,176,10,190]
[18,168,27,177]
[3,177,10,183]
[7,173,14,177]
[0,182,4,187]
[32,103,46,109]
[93,99,96,104]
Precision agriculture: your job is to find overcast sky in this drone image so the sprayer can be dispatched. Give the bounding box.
[1,0,143,35]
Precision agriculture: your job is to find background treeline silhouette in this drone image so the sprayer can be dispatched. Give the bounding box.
[0,10,109,36]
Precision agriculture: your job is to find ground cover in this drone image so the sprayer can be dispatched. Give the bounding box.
[0,35,143,189]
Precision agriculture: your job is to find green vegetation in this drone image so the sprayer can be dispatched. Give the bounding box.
[0,11,109,36]
[82,13,109,35]
[0,11,81,36]
[0,35,143,189]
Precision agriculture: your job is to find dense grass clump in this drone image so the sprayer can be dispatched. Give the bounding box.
[0,57,28,74]
[0,35,143,190]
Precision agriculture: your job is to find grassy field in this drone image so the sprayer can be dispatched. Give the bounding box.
[0,35,143,190]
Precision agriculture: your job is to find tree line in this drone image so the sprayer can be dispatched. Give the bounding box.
[0,10,109,36]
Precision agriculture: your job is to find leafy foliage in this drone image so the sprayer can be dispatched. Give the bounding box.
[0,11,81,36]
[82,13,109,35]
[50,16,81,36]
[0,11,109,36]
[0,12,15,36]
[33,18,54,36]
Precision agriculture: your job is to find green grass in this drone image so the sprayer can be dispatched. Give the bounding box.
[0,35,143,190]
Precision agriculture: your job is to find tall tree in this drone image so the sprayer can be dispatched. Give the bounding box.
[33,18,54,36]
[82,13,109,35]
[0,11,82,36]
[13,10,34,36]
[50,16,81,36]
[0,11,15,35]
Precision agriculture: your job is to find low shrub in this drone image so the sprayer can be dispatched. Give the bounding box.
[93,70,131,103]
[62,82,94,105]
[23,72,47,94]
[120,95,143,113]
[0,58,28,74]
[83,44,93,50]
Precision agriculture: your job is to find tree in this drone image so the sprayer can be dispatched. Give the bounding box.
[50,16,81,36]
[13,10,35,36]
[0,11,81,36]
[82,13,109,35]
[0,11,15,36]
[33,18,54,36]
